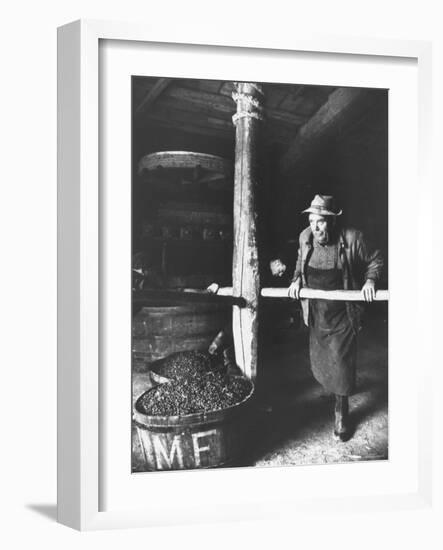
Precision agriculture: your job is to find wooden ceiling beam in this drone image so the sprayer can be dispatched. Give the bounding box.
[165,86,235,114]
[141,115,233,140]
[279,87,373,174]
[142,103,234,132]
[135,78,173,114]
[139,96,232,122]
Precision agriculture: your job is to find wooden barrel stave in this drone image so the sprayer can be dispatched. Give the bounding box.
[133,386,254,471]
[132,302,230,367]
[133,305,229,338]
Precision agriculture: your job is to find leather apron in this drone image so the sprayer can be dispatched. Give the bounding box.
[306,244,357,396]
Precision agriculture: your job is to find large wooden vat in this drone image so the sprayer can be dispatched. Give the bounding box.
[133,383,254,471]
[136,151,234,290]
[132,302,230,369]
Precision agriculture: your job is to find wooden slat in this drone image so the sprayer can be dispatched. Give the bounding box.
[279,87,371,173]
[141,114,234,139]
[167,83,307,126]
[133,288,245,306]
[165,86,235,114]
[183,79,224,94]
[157,206,232,226]
[135,78,173,114]
[146,96,232,121]
[144,105,234,132]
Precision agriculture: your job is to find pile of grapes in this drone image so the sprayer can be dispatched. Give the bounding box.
[137,351,252,416]
[151,350,213,381]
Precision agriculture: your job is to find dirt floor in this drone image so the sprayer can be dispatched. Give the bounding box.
[132,307,388,471]
[251,310,388,466]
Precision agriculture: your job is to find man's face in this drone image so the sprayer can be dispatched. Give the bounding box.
[309,214,334,245]
[270,259,287,277]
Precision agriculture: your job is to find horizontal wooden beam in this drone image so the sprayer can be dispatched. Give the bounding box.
[140,115,233,140]
[141,106,234,136]
[216,286,389,301]
[145,96,232,121]
[133,286,389,309]
[166,86,235,114]
[133,289,245,307]
[161,90,308,127]
[279,87,372,174]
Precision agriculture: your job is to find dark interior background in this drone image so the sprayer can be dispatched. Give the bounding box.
[132,78,388,290]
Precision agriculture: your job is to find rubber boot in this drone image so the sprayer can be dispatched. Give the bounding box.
[334,395,351,442]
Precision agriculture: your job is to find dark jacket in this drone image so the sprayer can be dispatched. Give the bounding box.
[292,226,384,334]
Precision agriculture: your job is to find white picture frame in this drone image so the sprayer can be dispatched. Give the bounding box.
[57,19,433,531]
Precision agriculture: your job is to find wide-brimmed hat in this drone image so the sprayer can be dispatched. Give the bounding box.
[302,194,342,216]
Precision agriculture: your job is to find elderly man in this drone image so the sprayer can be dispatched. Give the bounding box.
[288,194,383,441]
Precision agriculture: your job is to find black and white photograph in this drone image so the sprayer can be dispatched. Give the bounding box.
[131,77,388,472]
[3,0,439,541]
